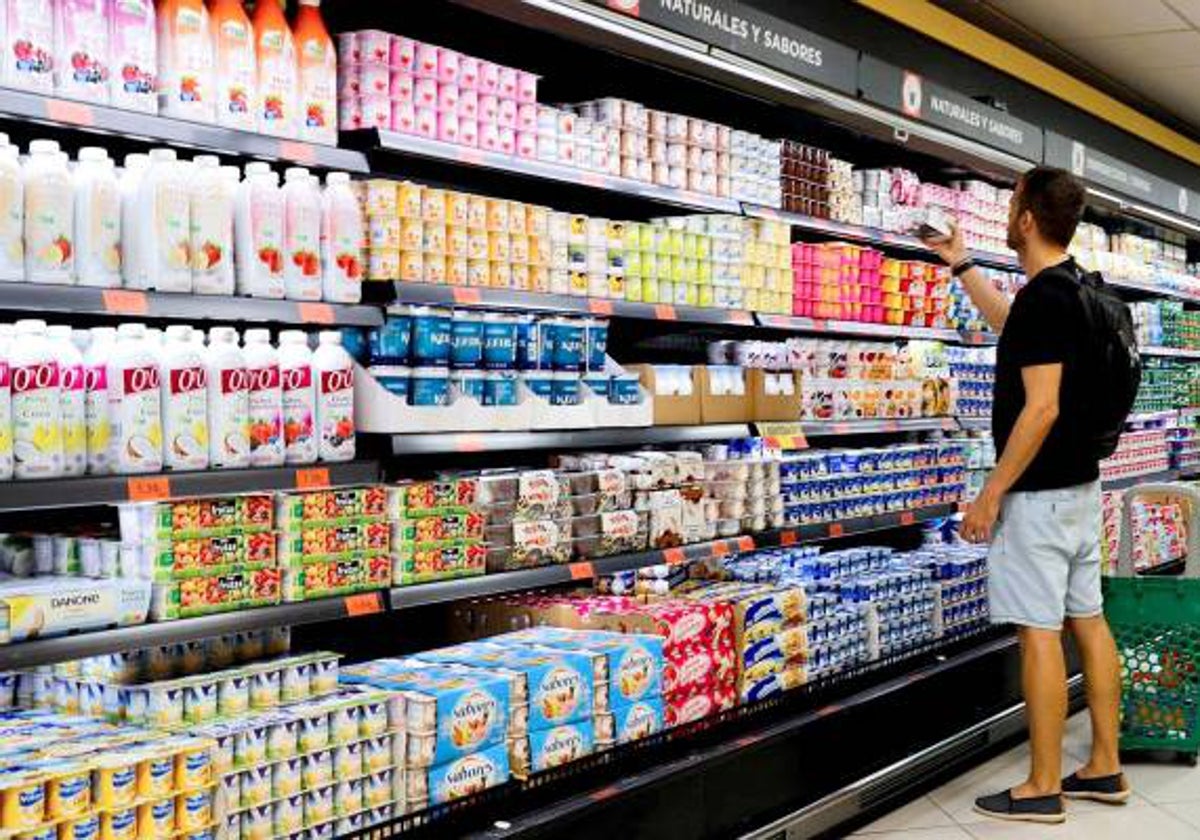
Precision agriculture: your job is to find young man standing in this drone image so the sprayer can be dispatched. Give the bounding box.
[926,167,1130,824]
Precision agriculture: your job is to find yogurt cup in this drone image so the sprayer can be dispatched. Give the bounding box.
[484,372,518,406]
[450,311,484,368]
[522,371,554,400]
[409,367,451,406]
[582,373,609,399]
[549,319,585,371]
[376,309,412,364]
[408,306,452,365]
[451,370,486,402]
[584,319,609,371]
[482,313,519,369]
[514,315,538,369]
[609,374,641,405]
[371,365,411,401]
[551,372,582,406]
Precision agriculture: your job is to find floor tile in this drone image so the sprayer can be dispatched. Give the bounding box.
[927,743,1087,823]
[852,828,975,840]
[852,796,955,834]
[1163,801,1200,831]
[1121,759,1200,804]
[959,803,1200,839]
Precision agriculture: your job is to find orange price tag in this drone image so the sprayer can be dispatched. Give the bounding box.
[579,171,606,189]
[663,547,685,565]
[589,786,620,803]
[455,434,485,453]
[127,476,171,501]
[344,591,383,616]
[711,540,730,558]
[831,422,852,435]
[828,523,845,538]
[587,299,614,316]
[569,562,595,580]
[295,467,331,489]
[102,289,148,316]
[736,535,755,551]
[46,98,95,126]
[900,511,915,525]
[780,530,798,546]
[883,420,899,432]
[654,304,677,320]
[456,147,485,166]
[278,140,318,166]
[812,319,828,331]
[726,310,754,326]
[298,302,335,324]
[452,287,482,305]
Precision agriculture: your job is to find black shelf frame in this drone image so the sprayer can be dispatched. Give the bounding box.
[381,424,753,456]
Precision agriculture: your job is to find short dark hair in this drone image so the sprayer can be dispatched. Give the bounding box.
[1014,166,1085,248]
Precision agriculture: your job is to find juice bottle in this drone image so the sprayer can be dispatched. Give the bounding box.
[12,319,63,478]
[160,324,208,470]
[243,328,282,466]
[5,0,55,93]
[205,325,248,468]
[108,0,157,113]
[251,0,295,138]
[281,167,321,301]
[234,161,284,298]
[278,328,315,464]
[108,321,162,474]
[208,0,255,131]
[189,155,233,294]
[23,140,75,285]
[313,330,353,462]
[73,146,122,288]
[320,172,362,303]
[47,324,85,475]
[136,147,191,291]
[118,152,149,287]
[54,0,110,103]
[292,0,335,146]
[0,142,25,282]
[83,325,114,474]
[157,0,214,122]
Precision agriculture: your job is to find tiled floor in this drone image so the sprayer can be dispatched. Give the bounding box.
[850,713,1200,838]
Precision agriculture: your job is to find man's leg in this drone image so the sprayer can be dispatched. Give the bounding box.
[1015,625,1068,797]
[1066,615,1122,777]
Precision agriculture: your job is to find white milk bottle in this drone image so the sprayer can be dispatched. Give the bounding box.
[73,147,122,288]
[119,153,149,288]
[282,167,321,301]
[243,328,283,467]
[0,324,14,479]
[313,330,353,462]
[108,322,162,474]
[235,161,284,298]
[279,329,315,464]
[206,325,249,468]
[215,165,240,293]
[160,324,208,470]
[23,140,75,284]
[320,172,362,303]
[0,143,24,282]
[189,155,234,295]
[11,319,63,478]
[137,148,191,291]
[83,325,114,474]
[47,325,85,476]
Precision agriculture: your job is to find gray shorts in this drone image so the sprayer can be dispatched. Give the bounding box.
[988,480,1103,631]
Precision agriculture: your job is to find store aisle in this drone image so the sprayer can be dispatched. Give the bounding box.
[851,713,1200,838]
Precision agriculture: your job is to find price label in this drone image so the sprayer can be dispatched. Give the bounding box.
[344,591,383,616]
[102,289,148,316]
[295,468,331,489]
[726,310,754,326]
[278,140,318,166]
[455,434,485,453]
[812,319,828,331]
[736,535,755,552]
[663,547,686,565]
[569,562,595,580]
[579,172,607,189]
[588,299,614,316]
[900,511,915,525]
[298,302,335,324]
[456,147,486,167]
[711,540,731,558]
[883,420,899,432]
[780,530,798,546]
[654,304,677,321]
[127,476,171,501]
[828,523,845,538]
[46,98,95,126]
[452,288,482,305]
[831,422,852,435]
[589,786,620,803]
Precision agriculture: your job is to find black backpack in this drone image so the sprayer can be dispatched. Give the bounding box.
[1068,261,1141,460]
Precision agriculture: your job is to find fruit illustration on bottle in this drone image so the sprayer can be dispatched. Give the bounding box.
[292,250,319,276]
[258,245,282,275]
[195,241,223,270]
[334,252,361,279]
[37,233,72,266]
[283,411,312,448]
[180,75,202,102]
[14,40,52,74]
[305,103,325,128]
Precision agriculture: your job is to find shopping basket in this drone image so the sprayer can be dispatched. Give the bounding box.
[1104,483,1200,763]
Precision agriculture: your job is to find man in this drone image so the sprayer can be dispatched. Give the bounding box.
[925,167,1129,824]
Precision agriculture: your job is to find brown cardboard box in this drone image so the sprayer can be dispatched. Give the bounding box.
[749,370,802,422]
[697,366,752,424]
[629,364,702,425]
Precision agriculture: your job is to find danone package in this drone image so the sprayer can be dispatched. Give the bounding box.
[406,741,509,805]
[509,719,594,778]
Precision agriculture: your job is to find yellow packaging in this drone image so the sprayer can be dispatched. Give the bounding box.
[467,259,489,287]
[93,755,138,810]
[607,275,625,299]
[509,263,530,290]
[136,798,174,839]
[173,740,212,791]
[625,277,643,302]
[137,749,176,799]
[422,224,447,255]
[399,219,423,251]
[15,822,57,840]
[364,180,397,216]
[447,226,468,259]
[526,205,548,234]
[466,230,488,261]
[368,215,400,250]
[58,814,100,840]
[420,188,446,224]
[447,258,468,286]
[45,763,91,820]
[507,202,527,234]
[529,265,550,293]
[485,199,509,233]
[423,255,446,285]
[99,807,138,840]
[488,262,511,289]
[467,195,488,229]
[397,181,423,218]
[641,277,659,304]
[176,790,212,833]
[367,249,401,282]
[509,234,529,264]
[527,234,543,266]
[697,284,714,308]
[0,770,46,830]
[446,191,469,227]
[487,232,510,263]
[398,251,423,283]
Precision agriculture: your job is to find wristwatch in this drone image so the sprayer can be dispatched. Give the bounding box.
[951,258,976,277]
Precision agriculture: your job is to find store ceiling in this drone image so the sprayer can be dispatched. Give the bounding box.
[934,0,1200,136]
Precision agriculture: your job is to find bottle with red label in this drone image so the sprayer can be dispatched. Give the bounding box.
[48,324,86,476]
[243,328,283,467]
[161,324,209,470]
[107,322,163,475]
[11,319,63,478]
[279,328,315,464]
[83,325,114,474]
[205,325,249,468]
[312,329,353,462]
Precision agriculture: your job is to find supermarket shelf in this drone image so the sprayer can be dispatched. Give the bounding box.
[378,283,756,326]
[959,331,999,346]
[382,424,751,456]
[1108,277,1200,304]
[0,87,368,171]
[1141,346,1200,359]
[0,461,381,511]
[0,284,383,326]
[742,205,1020,271]
[956,416,992,432]
[799,417,958,436]
[344,129,742,213]
[1101,469,1180,491]
[0,595,378,672]
[756,312,961,342]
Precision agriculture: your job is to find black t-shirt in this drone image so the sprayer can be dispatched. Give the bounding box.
[992,258,1099,492]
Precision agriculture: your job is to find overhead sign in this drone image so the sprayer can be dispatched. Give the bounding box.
[591,0,857,94]
[1043,131,1200,222]
[858,56,1043,162]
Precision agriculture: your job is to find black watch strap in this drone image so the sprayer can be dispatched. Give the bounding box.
[951,258,976,277]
